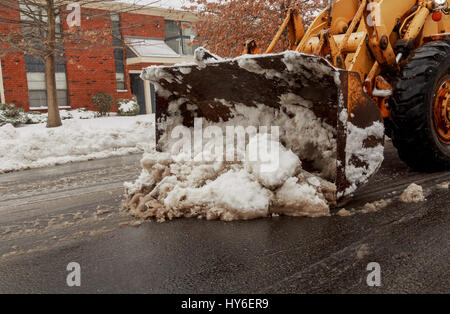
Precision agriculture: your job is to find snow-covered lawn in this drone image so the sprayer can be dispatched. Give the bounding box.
[0,115,155,173]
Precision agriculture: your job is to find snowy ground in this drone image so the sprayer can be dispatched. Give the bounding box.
[0,115,155,174]
[0,141,448,293]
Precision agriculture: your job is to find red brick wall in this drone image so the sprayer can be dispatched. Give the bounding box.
[1,54,28,111]
[0,2,29,110]
[63,8,132,111]
[121,13,165,38]
[1,5,168,112]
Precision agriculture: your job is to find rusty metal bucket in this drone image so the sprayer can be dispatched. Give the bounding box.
[141,51,385,202]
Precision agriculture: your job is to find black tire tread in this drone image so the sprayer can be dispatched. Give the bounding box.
[389,40,450,171]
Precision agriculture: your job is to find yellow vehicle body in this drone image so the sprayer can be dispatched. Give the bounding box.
[252,0,450,119]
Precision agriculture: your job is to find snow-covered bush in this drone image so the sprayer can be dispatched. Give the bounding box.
[91,92,114,116]
[117,97,140,116]
[27,108,100,124]
[0,103,29,126]
[58,109,100,120]
[27,111,46,124]
[69,108,100,119]
[28,111,74,124]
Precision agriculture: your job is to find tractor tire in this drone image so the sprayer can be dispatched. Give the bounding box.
[388,40,450,171]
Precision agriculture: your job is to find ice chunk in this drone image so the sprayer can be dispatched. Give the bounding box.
[400,183,425,203]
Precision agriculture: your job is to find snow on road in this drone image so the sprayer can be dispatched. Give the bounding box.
[0,115,155,173]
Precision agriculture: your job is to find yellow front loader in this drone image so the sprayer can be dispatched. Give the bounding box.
[142,0,450,201]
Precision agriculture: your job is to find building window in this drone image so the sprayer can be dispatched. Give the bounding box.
[111,13,126,91]
[26,70,68,108]
[116,73,126,91]
[165,20,199,56]
[20,4,68,109]
[114,47,126,90]
[24,54,68,109]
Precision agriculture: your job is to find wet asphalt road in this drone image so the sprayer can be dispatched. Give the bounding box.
[0,141,448,294]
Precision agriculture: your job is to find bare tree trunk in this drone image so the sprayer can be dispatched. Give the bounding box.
[45,0,61,128]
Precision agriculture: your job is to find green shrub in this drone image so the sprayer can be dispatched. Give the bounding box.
[117,97,140,116]
[26,111,46,124]
[91,92,114,116]
[0,103,29,126]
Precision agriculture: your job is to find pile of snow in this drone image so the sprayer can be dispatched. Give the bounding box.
[123,94,337,222]
[399,183,425,203]
[149,52,339,181]
[0,115,155,173]
[157,108,336,181]
[127,49,385,222]
[124,133,334,222]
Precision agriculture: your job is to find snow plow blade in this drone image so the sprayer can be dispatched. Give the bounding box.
[141,51,385,202]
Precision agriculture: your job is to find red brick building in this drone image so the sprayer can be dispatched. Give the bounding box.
[0,2,197,114]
